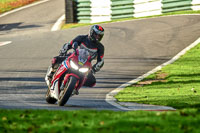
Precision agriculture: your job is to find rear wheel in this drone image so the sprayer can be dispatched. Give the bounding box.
[46,88,57,104]
[58,76,77,106]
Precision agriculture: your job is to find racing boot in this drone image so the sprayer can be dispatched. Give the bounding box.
[71,89,79,96]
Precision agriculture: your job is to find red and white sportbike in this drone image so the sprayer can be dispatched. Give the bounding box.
[45,49,95,106]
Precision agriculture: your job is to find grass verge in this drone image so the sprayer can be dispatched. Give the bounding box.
[1,108,200,133]
[0,0,39,14]
[62,10,200,29]
[115,43,200,109]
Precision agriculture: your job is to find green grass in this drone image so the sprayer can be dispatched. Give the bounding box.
[1,109,200,133]
[115,43,200,109]
[62,10,200,29]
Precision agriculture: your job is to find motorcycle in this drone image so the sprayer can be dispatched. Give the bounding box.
[45,48,95,106]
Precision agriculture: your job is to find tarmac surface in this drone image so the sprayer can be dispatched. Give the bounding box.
[0,0,200,110]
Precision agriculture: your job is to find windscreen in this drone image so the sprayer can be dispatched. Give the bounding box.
[78,49,89,65]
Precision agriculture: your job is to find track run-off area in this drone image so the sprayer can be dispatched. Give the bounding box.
[0,0,200,111]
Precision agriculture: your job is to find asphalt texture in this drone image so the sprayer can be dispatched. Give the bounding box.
[0,1,200,110]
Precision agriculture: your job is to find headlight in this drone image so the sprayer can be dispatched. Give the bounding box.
[70,60,78,70]
[79,68,89,73]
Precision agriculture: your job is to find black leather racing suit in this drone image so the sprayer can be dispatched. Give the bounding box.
[52,35,104,87]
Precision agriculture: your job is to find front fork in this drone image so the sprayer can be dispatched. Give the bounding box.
[61,73,80,91]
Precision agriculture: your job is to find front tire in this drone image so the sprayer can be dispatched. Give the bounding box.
[58,76,77,106]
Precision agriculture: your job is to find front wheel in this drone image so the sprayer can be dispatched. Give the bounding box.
[58,76,77,106]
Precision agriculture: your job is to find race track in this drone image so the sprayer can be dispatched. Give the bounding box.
[0,1,200,110]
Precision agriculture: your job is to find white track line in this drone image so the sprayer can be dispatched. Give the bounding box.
[51,14,65,31]
[0,41,12,46]
[0,0,50,18]
[105,36,200,111]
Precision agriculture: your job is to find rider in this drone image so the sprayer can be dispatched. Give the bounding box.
[48,25,105,92]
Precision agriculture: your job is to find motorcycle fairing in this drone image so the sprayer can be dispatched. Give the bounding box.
[46,49,93,101]
[50,63,68,99]
[50,79,59,99]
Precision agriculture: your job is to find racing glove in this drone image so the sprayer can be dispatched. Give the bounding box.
[59,43,70,56]
[92,64,101,74]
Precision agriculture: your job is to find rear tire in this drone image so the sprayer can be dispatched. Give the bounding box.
[58,76,77,106]
[46,88,57,104]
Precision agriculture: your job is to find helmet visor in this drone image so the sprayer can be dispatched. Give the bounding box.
[93,31,103,42]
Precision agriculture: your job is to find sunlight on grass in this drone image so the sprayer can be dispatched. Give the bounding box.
[115,44,200,109]
[1,109,200,133]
